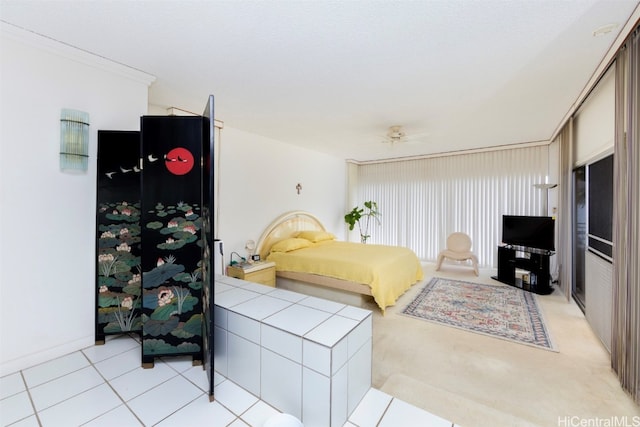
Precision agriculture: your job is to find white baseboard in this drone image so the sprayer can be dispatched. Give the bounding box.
[0,335,95,377]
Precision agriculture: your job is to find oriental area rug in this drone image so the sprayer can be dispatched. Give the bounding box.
[401,277,556,351]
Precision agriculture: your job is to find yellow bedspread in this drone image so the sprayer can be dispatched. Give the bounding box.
[267,241,423,312]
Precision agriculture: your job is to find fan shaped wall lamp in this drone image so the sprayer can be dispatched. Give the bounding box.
[60,108,90,172]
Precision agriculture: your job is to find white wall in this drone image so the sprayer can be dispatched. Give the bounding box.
[0,25,347,375]
[0,24,153,375]
[215,126,347,265]
[574,67,615,166]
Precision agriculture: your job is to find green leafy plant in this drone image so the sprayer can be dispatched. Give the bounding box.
[344,201,381,243]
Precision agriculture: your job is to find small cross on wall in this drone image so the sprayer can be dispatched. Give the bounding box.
[296,183,302,194]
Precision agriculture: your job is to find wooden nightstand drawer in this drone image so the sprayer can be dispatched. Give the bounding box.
[226,261,276,287]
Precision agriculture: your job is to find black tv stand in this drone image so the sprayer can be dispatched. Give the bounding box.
[492,245,554,295]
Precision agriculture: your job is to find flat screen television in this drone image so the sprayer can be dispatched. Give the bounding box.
[502,215,555,251]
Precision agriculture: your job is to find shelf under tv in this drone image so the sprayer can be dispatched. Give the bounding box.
[492,245,554,295]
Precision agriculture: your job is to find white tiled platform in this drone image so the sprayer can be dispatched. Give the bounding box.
[1,277,458,427]
[214,275,372,426]
[0,345,455,426]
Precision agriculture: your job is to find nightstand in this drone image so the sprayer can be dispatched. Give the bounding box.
[226,261,276,287]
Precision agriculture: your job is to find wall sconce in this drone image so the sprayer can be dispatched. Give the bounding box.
[60,109,90,172]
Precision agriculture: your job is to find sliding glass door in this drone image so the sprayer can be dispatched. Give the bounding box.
[573,166,586,312]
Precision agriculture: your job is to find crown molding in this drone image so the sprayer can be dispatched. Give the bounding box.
[1,21,156,87]
[347,140,551,165]
[167,106,224,128]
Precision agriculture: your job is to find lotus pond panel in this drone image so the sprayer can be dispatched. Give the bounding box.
[95,130,142,344]
[140,116,204,367]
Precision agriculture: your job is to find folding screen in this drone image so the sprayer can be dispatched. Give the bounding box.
[95,98,215,391]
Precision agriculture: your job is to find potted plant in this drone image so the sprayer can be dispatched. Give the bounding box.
[344,201,381,243]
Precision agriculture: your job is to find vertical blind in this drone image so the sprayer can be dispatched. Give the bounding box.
[353,145,550,267]
[612,25,640,405]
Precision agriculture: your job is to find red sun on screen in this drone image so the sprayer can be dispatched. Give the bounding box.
[164,147,194,175]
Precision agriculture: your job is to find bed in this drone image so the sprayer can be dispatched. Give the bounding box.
[255,211,423,312]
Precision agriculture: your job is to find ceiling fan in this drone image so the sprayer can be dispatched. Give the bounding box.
[381,125,407,145]
[381,125,427,145]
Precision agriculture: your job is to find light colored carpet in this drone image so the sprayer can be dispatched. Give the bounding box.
[358,262,640,427]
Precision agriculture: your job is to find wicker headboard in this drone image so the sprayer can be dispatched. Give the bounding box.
[255,211,326,260]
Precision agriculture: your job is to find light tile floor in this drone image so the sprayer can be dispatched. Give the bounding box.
[1,334,456,427]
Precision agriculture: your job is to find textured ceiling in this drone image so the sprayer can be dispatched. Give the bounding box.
[1,0,638,161]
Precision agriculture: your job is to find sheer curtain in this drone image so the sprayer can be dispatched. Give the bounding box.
[353,145,549,267]
[612,26,640,405]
